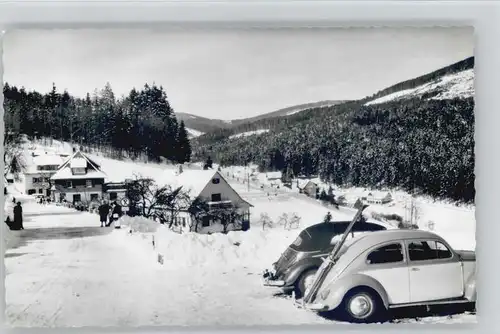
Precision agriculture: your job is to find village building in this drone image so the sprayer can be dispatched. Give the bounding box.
[23,154,65,196]
[361,191,393,205]
[164,166,253,234]
[50,151,107,204]
[103,181,129,203]
[299,180,319,198]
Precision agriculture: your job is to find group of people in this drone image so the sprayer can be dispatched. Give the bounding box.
[97,200,123,228]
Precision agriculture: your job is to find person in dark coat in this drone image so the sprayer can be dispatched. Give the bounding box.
[107,201,123,226]
[98,200,110,228]
[13,202,24,230]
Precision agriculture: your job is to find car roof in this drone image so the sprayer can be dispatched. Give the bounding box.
[330,229,448,272]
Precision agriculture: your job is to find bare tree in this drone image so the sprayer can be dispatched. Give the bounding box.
[126,174,188,220]
[187,197,211,233]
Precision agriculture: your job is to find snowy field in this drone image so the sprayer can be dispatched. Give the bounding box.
[3,141,477,327]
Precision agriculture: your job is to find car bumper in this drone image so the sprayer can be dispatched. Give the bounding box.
[294,299,329,312]
[262,268,288,287]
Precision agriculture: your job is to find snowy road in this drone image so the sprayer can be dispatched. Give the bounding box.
[5,203,329,327]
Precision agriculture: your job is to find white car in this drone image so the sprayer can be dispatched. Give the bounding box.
[304,229,476,323]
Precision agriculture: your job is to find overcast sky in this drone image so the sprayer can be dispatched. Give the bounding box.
[3,27,473,120]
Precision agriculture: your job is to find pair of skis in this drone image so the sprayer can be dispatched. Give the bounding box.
[302,202,369,305]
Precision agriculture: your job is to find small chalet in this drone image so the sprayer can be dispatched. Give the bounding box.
[24,153,65,196]
[164,166,253,234]
[361,192,393,205]
[299,180,319,198]
[50,151,107,204]
[265,171,282,181]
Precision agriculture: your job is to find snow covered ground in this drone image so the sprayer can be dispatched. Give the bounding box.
[4,142,477,326]
[365,69,474,106]
[186,128,204,138]
[229,129,270,139]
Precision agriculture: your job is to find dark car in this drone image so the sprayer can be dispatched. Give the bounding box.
[262,220,387,298]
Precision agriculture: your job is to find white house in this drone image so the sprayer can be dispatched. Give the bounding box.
[50,151,107,204]
[162,166,253,234]
[23,154,65,196]
[362,191,393,205]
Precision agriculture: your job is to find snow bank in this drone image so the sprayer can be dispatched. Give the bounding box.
[3,222,19,250]
[119,216,297,270]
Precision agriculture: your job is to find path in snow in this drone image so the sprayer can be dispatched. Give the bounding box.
[4,201,328,327]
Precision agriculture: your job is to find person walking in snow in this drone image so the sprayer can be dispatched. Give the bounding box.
[13,202,24,230]
[98,200,110,228]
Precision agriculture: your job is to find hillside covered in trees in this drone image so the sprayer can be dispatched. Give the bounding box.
[193,57,475,203]
[3,82,192,164]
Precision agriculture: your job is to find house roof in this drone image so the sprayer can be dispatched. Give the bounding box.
[266,171,282,179]
[51,151,107,181]
[161,167,253,207]
[164,169,220,198]
[70,157,87,168]
[51,168,107,180]
[32,154,65,167]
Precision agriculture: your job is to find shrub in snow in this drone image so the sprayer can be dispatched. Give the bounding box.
[121,216,159,233]
[286,213,301,230]
[260,213,274,231]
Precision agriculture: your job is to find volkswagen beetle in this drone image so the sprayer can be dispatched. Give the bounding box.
[304,229,476,323]
[263,219,389,298]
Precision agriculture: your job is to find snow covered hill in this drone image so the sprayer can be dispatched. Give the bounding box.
[229,129,270,139]
[186,128,204,138]
[365,69,474,106]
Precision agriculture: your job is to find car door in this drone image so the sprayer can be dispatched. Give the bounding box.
[406,239,464,303]
[359,241,411,304]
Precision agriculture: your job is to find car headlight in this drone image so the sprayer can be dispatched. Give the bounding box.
[320,288,331,300]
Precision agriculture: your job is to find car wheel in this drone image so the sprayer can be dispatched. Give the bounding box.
[339,288,386,323]
[295,269,318,299]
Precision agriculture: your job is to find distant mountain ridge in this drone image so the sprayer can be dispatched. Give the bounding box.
[190,56,475,203]
[176,100,347,136]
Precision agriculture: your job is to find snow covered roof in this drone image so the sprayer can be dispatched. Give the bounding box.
[70,157,87,168]
[163,169,220,198]
[51,167,107,180]
[266,171,282,179]
[51,151,106,180]
[160,168,252,207]
[33,154,65,167]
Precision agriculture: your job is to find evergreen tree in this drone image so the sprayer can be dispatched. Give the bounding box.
[176,121,192,163]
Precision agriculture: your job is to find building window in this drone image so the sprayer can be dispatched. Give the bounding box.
[109,192,118,200]
[86,180,93,188]
[72,167,86,175]
[408,240,453,261]
[211,193,222,202]
[73,194,82,203]
[38,188,43,194]
[202,216,211,227]
[32,177,41,184]
[28,189,36,195]
[90,193,99,201]
[367,243,404,264]
[212,178,220,184]
[66,181,73,188]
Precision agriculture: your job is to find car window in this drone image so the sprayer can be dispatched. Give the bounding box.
[292,235,303,247]
[366,243,404,264]
[408,240,453,261]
